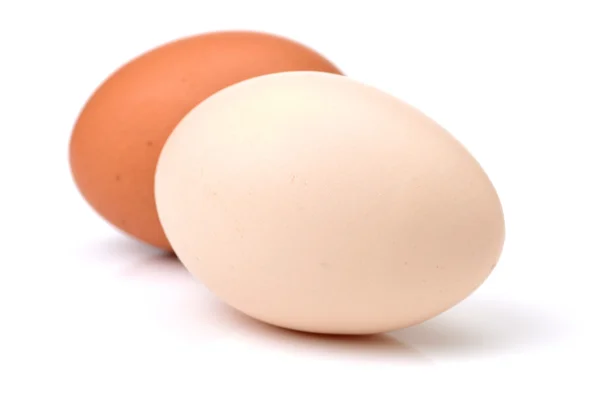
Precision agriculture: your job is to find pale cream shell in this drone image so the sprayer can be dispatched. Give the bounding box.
[155,71,505,335]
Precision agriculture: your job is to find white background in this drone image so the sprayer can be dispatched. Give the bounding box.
[1,0,599,398]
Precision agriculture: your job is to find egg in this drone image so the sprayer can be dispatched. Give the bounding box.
[155,71,505,335]
[69,31,342,250]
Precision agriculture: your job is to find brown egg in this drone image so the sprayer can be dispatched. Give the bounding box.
[69,31,342,250]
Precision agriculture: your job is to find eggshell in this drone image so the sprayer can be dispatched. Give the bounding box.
[69,31,342,250]
[155,71,505,334]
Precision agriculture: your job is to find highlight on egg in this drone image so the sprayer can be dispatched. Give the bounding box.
[69,31,342,250]
[155,71,505,335]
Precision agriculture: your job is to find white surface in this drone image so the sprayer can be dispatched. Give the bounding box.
[1,0,598,398]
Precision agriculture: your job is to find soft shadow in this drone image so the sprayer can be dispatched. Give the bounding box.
[206,301,430,363]
[78,235,185,278]
[78,234,168,260]
[390,297,568,358]
[119,252,187,280]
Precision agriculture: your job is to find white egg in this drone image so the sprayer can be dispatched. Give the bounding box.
[155,71,505,335]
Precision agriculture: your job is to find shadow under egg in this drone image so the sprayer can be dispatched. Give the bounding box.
[390,297,569,358]
[204,302,431,363]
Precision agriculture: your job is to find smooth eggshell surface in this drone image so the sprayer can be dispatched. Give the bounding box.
[155,71,505,334]
[69,31,342,250]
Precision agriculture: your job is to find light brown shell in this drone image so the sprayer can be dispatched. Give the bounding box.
[155,72,505,334]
